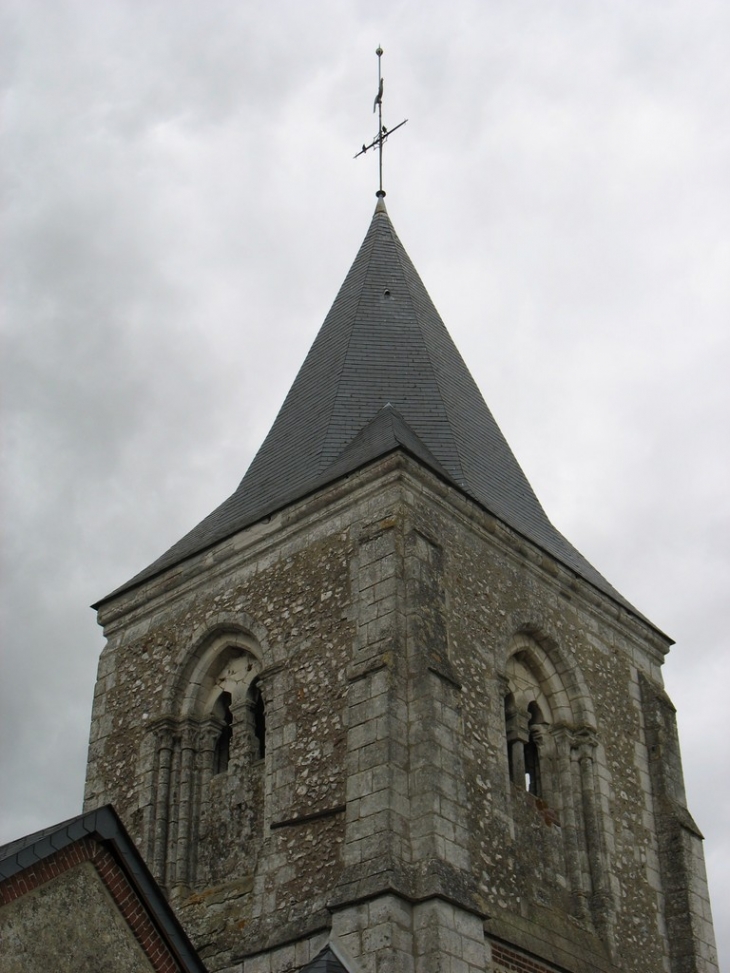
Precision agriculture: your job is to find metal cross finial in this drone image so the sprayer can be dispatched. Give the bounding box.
[354,46,408,198]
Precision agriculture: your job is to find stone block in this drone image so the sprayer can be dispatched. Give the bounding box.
[347,769,373,802]
[356,739,391,772]
[243,954,271,973]
[349,720,378,750]
[363,922,392,952]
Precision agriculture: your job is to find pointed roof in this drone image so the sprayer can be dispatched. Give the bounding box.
[299,946,350,973]
[100,199,637,618]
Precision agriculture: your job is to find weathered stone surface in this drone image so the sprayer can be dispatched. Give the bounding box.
[0,862,154,973]
[85,453,718,973]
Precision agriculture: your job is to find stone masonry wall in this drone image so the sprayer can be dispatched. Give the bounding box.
[87,470,406,971]
[399,467,717,973]
[86,454,718,973]
[0,840,182,973]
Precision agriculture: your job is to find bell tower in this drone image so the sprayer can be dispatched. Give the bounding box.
[85,196,718,973]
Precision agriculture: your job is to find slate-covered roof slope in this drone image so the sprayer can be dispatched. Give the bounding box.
[100,198,640,620]
[299,946,350,973]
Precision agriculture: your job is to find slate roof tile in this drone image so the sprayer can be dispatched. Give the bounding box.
[98,198,645,624]
[299,946,350,972]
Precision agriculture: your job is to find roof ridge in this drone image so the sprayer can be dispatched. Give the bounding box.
[388,217,468,488]
[321,401,456,487]
[317,207,382,475]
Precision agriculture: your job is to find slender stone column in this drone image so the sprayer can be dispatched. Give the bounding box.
[576,726,614,951]
[199,720,220,785]
[166,737,183,888]
[152,721,175,887]
[504,699,528,788]
[552,723,588,920]
[193,720,222,889]
[529,720,548,798]
[175,720,197,890]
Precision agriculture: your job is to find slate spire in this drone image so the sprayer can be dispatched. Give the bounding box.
[105,199,635,615]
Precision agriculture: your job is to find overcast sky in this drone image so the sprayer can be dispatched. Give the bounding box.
[2,0,728,965]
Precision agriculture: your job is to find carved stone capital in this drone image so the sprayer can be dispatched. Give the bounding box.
[574,725,599,750]
[549,721,573,746]
[199,716,226,752]
[530,723,548,749]
[505,707,530,743]
[152,718,178,750]
[180,719,199,750]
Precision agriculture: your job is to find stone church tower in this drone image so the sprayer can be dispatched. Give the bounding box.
[85,195,718,973]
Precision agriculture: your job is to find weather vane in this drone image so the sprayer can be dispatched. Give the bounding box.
[354,46,408,198]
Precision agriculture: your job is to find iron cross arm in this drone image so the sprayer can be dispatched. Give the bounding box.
[353,118,409,159]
